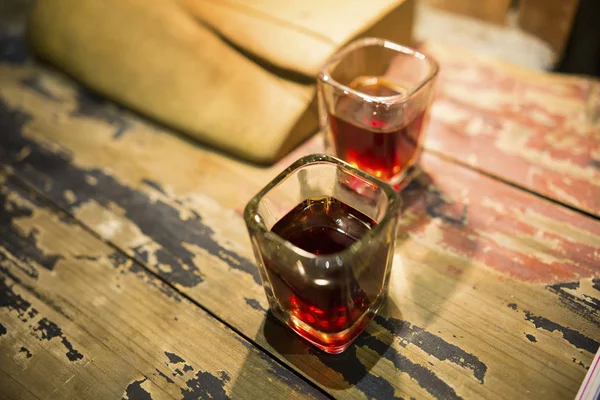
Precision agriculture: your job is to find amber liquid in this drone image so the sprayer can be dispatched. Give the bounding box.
[268,197,379,352]
[329,75,426,182]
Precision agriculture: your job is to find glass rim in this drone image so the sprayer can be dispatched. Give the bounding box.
[244,154,402,263]
[318,37,439,105]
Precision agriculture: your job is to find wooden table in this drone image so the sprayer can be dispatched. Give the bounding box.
[1,21,599,400]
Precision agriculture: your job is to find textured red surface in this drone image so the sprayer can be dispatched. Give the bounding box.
[421,43,600,216]
[407,153,600,283]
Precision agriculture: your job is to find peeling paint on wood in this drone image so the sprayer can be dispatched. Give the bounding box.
[122,377,152,400]
[0,277,84,362]
[0,23,599,400]
[374,315,487,384]
[0,173,323,399]
[421,42,600,216]
[1,66,599,398]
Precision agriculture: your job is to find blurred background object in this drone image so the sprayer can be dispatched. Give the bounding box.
[426,0,512,25]
[416,0,553,70]
[556,0,600,76]
[0,0,31,25]
[2,0,595,76]
[517,0,580,61]
[25,0,416,164]
[419,0,599,77]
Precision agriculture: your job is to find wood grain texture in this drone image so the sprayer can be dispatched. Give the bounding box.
[0,45,598,399]
[421,42,600,217]
[0,171,324,399]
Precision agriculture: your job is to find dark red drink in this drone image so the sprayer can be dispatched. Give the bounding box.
[328,75,426,182]
[267,196,382,351]
[271,196,375,256]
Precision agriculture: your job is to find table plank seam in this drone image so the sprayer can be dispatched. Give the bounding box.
[0,166,336,400]
[426,148,600,221]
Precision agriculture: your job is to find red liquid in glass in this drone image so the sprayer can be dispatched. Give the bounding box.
[268,197,379,352]
[329,75,426,182]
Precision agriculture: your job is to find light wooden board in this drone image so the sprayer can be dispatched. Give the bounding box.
[421,42,600,217]
[0,54,598,399]
[0,171,324,399]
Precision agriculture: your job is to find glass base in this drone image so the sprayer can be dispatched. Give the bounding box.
[269,292,387,354]
[389,162,422,191]
[329,147,423,193]
[323,130,425,187]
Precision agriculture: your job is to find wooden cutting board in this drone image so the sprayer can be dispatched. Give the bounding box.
[27,0,415,164]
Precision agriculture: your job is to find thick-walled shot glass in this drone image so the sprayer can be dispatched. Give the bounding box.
[318,37,438,187]
[244,154,401,354]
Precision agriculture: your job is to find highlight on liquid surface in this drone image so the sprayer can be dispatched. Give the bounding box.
[328,75,426,182]
[266,197,382,352]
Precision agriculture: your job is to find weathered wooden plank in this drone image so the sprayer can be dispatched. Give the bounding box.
[0,56,598,399]
[0,172,324,399]
[420,42,600,216]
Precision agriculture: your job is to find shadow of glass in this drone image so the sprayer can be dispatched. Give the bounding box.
[261,306,397,392]
[395,166,479,325]
[225,301,405,399]
[230,165,479,398]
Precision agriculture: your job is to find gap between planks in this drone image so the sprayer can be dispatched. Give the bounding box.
[0,166,335,400]
[426,148,600,222]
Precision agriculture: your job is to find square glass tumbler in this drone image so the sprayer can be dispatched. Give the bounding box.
[244,154,401,354]
[318,37,439,186]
